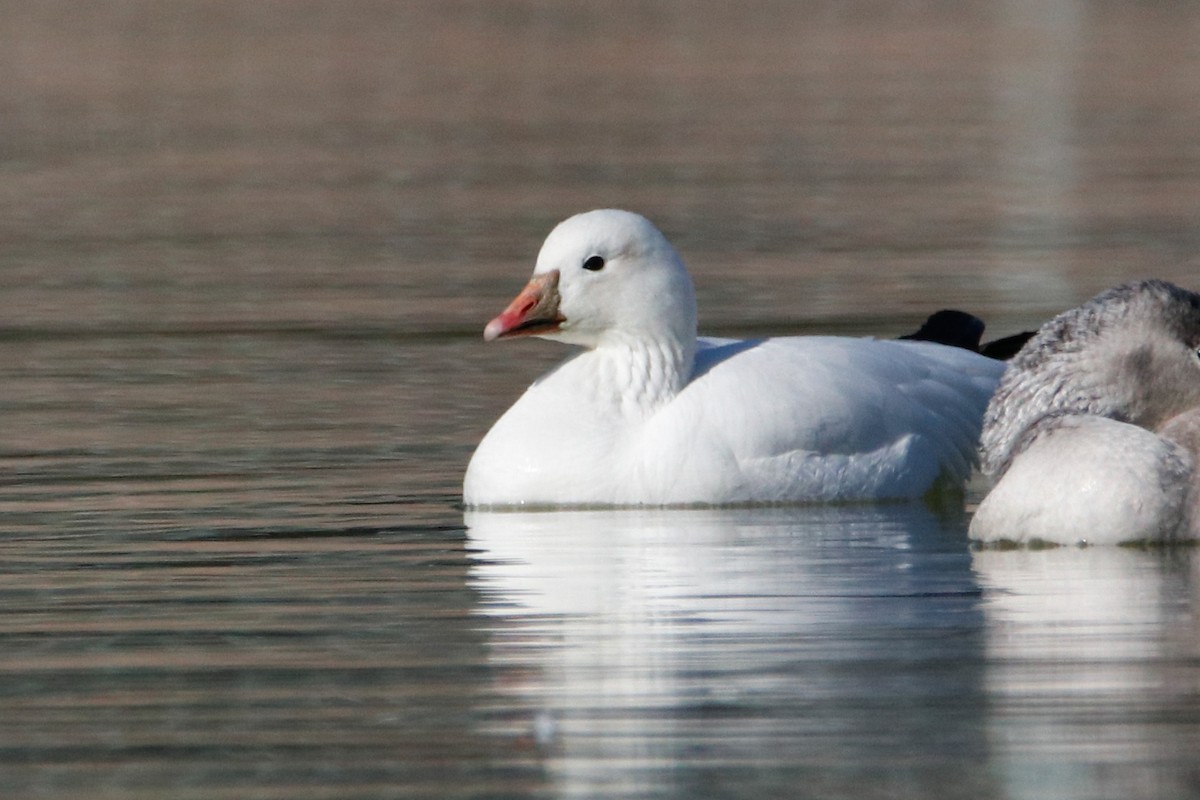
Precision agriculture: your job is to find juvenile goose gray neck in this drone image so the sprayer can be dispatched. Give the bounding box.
[979,280,1200,478]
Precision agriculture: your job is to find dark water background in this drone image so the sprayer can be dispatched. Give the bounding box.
[1,2,1199,798]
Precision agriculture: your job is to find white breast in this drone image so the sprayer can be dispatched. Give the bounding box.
[464,336,1002,507]
[970,416,1193,545]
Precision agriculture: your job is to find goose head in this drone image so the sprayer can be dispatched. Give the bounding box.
[483,210,698,351]
[980,279,1200,476]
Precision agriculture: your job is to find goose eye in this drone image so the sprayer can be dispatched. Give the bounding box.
[582,255,606,272]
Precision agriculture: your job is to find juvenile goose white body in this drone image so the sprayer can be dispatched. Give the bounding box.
[464,210,1004,508]
[971,280,1200,545]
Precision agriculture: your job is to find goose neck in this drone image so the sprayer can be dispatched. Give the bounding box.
[592,333,695,414]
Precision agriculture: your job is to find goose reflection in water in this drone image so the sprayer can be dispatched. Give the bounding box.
[464,508,1200,800]
[465,506,994,798]
[972,546,1200,800]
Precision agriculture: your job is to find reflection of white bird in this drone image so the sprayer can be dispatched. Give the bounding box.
[972,280,1200,545]
[466,505,988,797]
[972,547,1198,800]
[467,506,952,622]
[464,210,1003,507]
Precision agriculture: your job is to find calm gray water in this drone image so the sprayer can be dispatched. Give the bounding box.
[2,2,1200,798]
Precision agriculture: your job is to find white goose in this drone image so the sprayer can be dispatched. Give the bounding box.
[971,280,1200,545]
[464,209,1004,508]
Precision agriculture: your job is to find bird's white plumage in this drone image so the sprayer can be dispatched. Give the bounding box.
[464,209,1004,508]
[970,415,1192,545]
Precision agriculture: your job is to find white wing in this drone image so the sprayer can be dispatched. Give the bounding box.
[637,337,1004,503]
